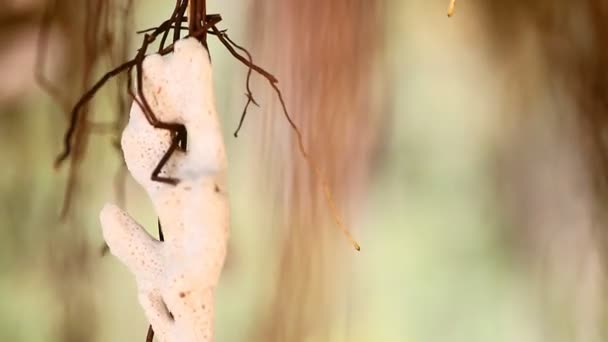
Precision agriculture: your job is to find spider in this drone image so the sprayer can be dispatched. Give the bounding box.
[52,0,359,249]
[43,1,360,339]
[53,0,278,182]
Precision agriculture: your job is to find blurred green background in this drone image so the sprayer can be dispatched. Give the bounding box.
[1,0,606,341]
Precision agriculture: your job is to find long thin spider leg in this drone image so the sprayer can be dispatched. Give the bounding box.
[110,7,193,187]
[150,124,183,185]
[210,28,305,146]
[220,34,258,137]
[211,28,361,251]
[137,24,187,35]
[140,1,186,51]
[133,34,188,147]
[126,67,185,185]
[209,26,278,83]
[212,29,300,150]
[145,326,154,342]
[124,93,184,184]
[174,0,187,42]
[172,13,221,49]
[158,219,165,241]
[126,34,188,185]
[55,58,137,167]
[205,28,227,37]
[164,1,188,51]
[161,0,183,52]
[233,93,256,138]
[146,14,222,58]
[56,6,218,170]
[211,28,301,132]
[57,0,193,168]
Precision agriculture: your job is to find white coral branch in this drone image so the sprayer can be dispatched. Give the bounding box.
[99,38,229,342]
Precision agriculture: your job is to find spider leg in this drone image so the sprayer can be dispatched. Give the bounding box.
[136,24,187,35]
[210,25,277,83]
[225,34,258,137]
[55,58,137,167]
[210,28,361,250]
[56,1,186,168]
[174,0,187,42]
[149,124,185,185]
[128,33,187,185]
[145,325,154,342]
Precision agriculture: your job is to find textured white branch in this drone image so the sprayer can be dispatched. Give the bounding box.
[99,38,229,342]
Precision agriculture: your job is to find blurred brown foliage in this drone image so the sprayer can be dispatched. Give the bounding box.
[13,0,608,341]
[248,1,384,341]
[481,1,608,204]
[1,1,133,341]
[481,1,608,340]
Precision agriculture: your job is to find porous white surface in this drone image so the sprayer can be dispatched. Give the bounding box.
[99,38,229,342]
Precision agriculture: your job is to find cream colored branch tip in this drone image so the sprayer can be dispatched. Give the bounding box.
[99,38,229,342]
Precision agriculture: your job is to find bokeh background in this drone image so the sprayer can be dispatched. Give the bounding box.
[2,0,608,341]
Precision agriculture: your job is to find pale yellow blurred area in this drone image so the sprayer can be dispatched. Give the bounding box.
[0,0,603,342]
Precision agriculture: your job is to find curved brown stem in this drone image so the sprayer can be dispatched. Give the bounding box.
[56,0,191,186]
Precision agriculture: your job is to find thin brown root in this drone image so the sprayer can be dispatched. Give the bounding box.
[214,28,361,251]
